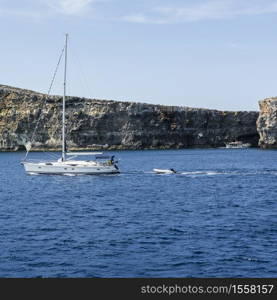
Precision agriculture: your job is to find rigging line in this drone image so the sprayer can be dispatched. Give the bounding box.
[70,46,94,99]
[24,46,65,161]
[45,152,60,159]
[45,151,60,158]
[47,46,65,96]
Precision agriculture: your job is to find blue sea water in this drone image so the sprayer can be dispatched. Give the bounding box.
[0,149,276,278]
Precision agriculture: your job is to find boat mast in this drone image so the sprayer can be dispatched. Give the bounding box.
[62,33,68,162]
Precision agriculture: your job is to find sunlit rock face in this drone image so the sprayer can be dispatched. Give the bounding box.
[257,98,277,149]
[0,84,259,151]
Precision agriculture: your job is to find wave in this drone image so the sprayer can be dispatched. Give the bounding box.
[180,170,277,176]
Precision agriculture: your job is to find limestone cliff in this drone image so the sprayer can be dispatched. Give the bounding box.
[0,85,259,151]
[257,98,277,149]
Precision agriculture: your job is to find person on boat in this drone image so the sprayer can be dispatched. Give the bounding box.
[107,155,115,166]
[170,168,177,173]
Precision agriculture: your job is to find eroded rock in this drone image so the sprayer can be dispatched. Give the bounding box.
[0,85,259,151]
[257,98,277,149]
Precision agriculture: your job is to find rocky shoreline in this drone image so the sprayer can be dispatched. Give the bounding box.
[0,84,274,151]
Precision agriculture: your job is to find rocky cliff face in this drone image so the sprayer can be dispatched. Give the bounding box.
[0,85,259,151]
[257,98,277,149]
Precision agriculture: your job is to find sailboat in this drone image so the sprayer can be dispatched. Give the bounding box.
[22,34,120,175]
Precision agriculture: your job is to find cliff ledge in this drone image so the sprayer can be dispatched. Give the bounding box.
[0,85,259,151]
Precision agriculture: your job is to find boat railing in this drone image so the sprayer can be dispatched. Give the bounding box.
[21,158,57,163]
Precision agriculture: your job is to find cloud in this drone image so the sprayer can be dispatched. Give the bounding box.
[0,8,44,20]
[0,0,97,19]
[3,0,277,23]
[122,14,153,24]
[122,0,277,24]
[47,0,96,16]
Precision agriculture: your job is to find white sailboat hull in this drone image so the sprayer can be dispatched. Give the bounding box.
[22,161,119,175]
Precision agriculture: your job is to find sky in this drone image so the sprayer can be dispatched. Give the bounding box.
[1,0,277,111]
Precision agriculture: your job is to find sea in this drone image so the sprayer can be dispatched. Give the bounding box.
[0,149,276,278]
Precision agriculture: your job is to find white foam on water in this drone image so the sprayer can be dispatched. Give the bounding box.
[206,171,220,175]
[63,173,78,176]
[181,171,206,175]
[180,171,227,176]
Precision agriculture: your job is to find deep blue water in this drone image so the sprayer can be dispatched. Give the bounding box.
[0,149,276,278]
